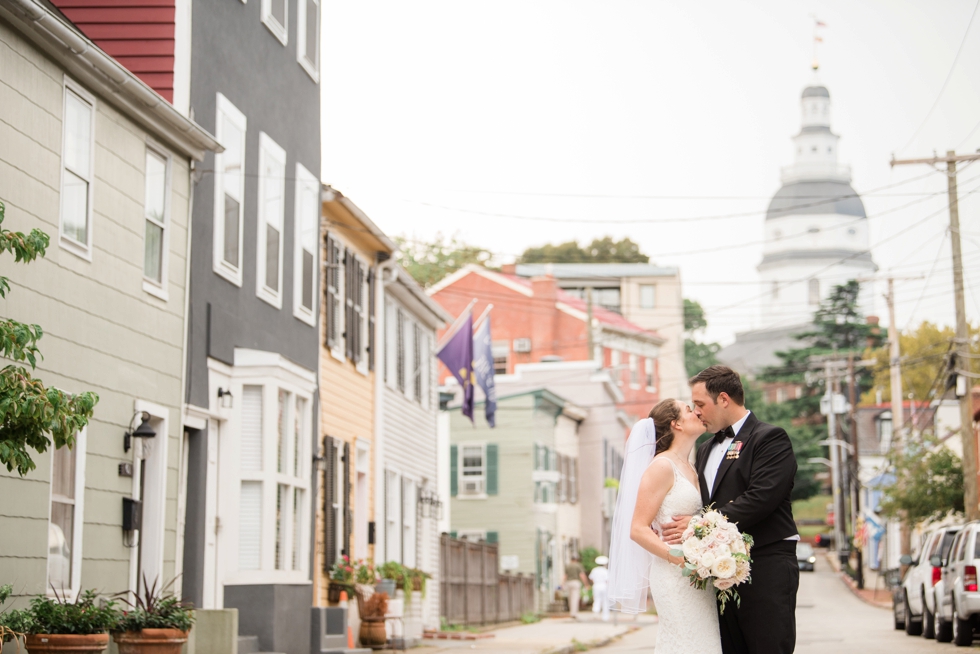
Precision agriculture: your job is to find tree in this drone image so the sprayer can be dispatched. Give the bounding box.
[0,201,98,476]
[879,435,964,526]
[519,236,649,264]
[862,320,980,404]
[394,234,494,288]
[683,298,720,377]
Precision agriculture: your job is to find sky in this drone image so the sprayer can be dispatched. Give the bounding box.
[321,0,980,346]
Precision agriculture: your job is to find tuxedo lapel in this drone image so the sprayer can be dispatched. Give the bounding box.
[709,413,759,500]
[695,439,712,504]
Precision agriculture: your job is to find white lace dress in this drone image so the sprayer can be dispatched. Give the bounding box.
[648,458,722,654]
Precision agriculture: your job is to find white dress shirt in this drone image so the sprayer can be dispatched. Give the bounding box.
[704,410,751,494]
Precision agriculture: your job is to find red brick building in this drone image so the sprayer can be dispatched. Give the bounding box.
[428,265,665,422]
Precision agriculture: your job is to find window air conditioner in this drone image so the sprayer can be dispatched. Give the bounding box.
[462,479,484,494]
[513,338,532,353]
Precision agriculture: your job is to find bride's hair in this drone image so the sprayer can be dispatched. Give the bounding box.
[649,399,681,455]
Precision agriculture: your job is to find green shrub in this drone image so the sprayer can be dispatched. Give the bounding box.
[2,590,119,635]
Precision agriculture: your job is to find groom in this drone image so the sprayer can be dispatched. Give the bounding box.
[663,365,799,654]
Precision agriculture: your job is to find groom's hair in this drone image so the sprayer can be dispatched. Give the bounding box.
[689,365,744,405]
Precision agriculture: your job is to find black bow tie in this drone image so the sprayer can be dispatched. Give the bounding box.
[713,427,735,445]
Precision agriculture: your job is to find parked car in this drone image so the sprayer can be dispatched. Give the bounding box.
[899,525,960,639]
[938,522,980,646]
[812,533,833,548]
[797,542,816,572]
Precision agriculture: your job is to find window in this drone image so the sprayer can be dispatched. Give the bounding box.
[60,82,95,258]
[808,278,820,306]
[412,323,422,402]
[213,94,246,285]
[569,458,578,504]
[262,0,288,44]
[143,147,170,296]
[296,0,319,80]
[492,341,509,375]
[48,431,85,594]
[324,235,341,352]
[595,287,621,313]
[384,300,396,388]
[645,358,655,391]
[293,163,318,325]
[639,284,656,309]
[343,253,367,368]
[238,385,310,578]
[396,309,406,393]
[460,445,485,495]
[385,470,401,561]
[257,133,286,307]
[629,354,638,387]
[534,481,556,504]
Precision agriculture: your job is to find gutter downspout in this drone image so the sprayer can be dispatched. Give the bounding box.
[373,256,398,561]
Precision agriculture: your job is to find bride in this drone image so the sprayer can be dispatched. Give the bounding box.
[607,399,721,654]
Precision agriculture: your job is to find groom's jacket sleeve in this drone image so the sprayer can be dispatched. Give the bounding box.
[718,427,797,531]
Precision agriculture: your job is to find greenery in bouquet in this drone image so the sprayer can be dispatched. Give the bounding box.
[0,589,120,636]
[114,576,194,633]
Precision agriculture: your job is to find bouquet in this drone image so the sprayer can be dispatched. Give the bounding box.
[668,506,753,614]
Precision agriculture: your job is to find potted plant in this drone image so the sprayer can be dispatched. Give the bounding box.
[357,593,387,650]
[112,576,193,654]
[405,568,431,600]
[0,588,119,654]
[1,584,25,653]
[375,562,404,597]
[328,556,355,604]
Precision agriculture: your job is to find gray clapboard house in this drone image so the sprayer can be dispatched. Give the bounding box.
[0,0,218,605]
[448,390,586,610]
[178,2,322,653]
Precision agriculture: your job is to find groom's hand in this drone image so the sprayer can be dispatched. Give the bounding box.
[661,515,692,544]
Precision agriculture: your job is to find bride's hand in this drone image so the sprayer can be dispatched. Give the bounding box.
[662,515,693,544]
[667,552,685,567]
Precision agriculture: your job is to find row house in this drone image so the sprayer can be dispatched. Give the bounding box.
[0,0,218,612]
[318,189,448,637]
[428,264,665,425]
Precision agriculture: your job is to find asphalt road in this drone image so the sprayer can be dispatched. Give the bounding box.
[601,555,970,653]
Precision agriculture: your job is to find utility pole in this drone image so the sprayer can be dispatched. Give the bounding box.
[848,352,864,589]
[884,278,904,449]
[891,150,980,521]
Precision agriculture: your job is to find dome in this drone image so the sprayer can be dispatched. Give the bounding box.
[766,180,866,220]
[802,85,830,99]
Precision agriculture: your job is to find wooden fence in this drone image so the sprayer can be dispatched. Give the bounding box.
[440,535,536,625]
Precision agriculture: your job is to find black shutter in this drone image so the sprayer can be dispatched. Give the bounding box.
[344,250,353,360]
[323,438,337,571]
[342,441,351,557]
[367,267,376,371]
[353,262,365,365]
[324,235,337,348]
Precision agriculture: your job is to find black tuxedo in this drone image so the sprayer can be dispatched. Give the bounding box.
[695,412,800,654]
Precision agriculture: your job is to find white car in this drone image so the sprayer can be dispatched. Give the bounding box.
[900,525,960,639]
[937,522,980,646]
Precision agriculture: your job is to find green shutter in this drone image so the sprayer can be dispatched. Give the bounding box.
[486,444,499,495]
[450,531,457,539]
[451,445,458,497]
[486,531,498,544]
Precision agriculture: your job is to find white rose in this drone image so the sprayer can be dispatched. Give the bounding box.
[703,510,722,524]
[697,567,711,579]
[682,537,700,560]
[711,556,737,580]
[714,529,733,544]
[713,577,736,590]
[700,552,716,569]
[716,545,732,559]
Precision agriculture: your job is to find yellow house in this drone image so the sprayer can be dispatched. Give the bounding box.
[315,186,395,605]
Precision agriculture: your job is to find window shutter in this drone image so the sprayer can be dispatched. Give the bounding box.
[450,445,458,497]
[342,441,351,556]
[323,439,337,571]
[367,267,376,371]
[344,250,355,361]
[486,444,499,496]
[353,261,365,364]
[486,531,498,544]
[450,531,457,539]
[324,235,337,348]
[570,458,578,505]
[396,310,405,393]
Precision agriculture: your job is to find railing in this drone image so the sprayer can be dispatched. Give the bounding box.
[439,535,536,625]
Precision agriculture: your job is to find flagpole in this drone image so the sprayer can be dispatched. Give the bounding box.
[436,298,477,353]
[473,304,494,330]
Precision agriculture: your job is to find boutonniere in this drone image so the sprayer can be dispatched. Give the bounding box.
[725,441,743,460]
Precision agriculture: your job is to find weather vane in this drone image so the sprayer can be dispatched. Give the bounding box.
[810,16,827,71]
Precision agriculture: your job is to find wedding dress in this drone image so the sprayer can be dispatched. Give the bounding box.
[647,457,722,654]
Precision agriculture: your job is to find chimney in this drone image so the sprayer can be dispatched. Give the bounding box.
[501,263,517,275]
[530,275,558,360]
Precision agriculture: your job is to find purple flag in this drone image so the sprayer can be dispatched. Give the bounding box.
[472,315,497,427]
[437,313,474,422]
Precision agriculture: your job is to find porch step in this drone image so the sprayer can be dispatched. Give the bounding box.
[238,636,259,654]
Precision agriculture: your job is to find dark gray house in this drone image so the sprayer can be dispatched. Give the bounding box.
[180,2,322,653]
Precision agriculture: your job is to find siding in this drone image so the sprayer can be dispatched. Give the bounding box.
[48,0,176,102]
[0,18,190,601]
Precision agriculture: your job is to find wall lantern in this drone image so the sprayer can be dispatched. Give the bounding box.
[123,411,156,453]
[218,387,234,409]
[418,490,443,520]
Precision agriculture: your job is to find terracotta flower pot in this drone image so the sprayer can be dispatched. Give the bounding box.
[25,633,109,654]
[113,629,189,654]
[358,618,387,650]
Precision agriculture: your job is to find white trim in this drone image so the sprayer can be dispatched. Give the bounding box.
[58,76,96,262]
[296,0,320,82]
[142,140,172,300]
[261,0,288,45]
[427,264,533,298]
[172,0,192,116]
[212,94,246,287]
[256,132,286,309]
[130,399,171,594]
[46,427,87,599]
[292,163,319,326]
[233,348,318,387]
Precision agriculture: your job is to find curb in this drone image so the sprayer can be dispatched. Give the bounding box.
[541,625,641,654]
[423,632,495,640]
[824,551,891,610]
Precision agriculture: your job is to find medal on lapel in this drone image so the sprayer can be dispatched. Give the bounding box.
[726,441,742,460]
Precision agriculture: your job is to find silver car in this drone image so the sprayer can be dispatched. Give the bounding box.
[900,525,960,639]
[938,522,980,646]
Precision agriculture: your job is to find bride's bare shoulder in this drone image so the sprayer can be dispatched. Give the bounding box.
[641,456,674,485]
